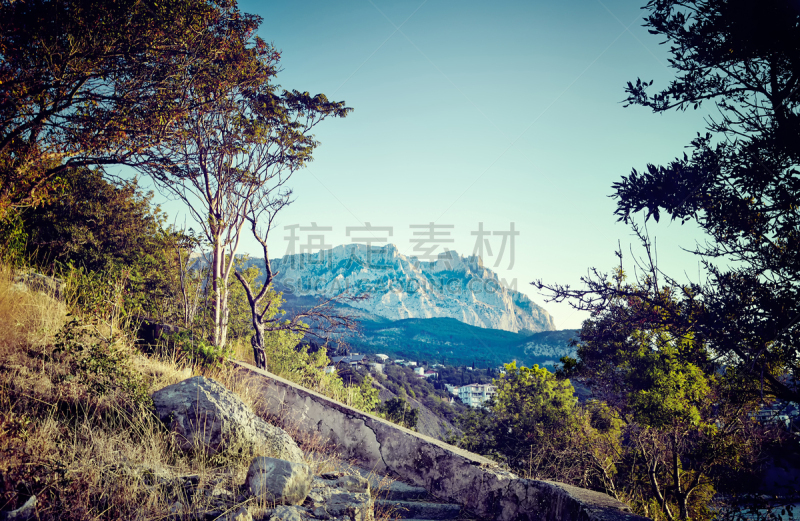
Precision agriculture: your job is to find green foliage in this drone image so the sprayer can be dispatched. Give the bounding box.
[53,317,152,410]
[627,344,710,430]
[23,169,164,272]
[612,0,800,404]
[161,331,232,370]
[452,363,622,493]
[469,362,581,465]
[569,279,768,521]
[0,211,27,266]
[378,397,420,430]
[0,0,273,215]
[18,169,196,327]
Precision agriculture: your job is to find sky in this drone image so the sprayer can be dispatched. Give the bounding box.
[151,0,717,330]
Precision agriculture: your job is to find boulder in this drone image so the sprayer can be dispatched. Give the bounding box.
[246,457,312,505]
[225,506,252,521]
[151,376,303,462]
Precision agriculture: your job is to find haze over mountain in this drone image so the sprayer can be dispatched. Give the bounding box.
[266,243,556,334]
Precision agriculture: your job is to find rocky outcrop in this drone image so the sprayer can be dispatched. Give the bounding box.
[151,376,304,463]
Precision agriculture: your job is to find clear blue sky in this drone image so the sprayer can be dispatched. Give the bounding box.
[156,0,715,329]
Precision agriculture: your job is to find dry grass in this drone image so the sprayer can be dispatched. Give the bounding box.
[0,264,381,520]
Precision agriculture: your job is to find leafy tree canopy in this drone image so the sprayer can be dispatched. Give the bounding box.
[0,0,274,215]
[536,0,800,404]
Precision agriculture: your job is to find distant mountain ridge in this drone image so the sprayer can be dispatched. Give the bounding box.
[264,243,556,333]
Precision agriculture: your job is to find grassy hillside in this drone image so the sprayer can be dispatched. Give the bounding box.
[0,268,359,520]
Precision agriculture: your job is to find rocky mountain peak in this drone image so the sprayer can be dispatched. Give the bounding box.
[270,244,556,333]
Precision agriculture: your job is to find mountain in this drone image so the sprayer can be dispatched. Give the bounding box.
[264,243,556,334]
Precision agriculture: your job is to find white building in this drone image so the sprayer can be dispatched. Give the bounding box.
[375,354,389,362]
[458,383,496,408]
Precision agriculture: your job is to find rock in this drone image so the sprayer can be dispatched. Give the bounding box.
[169,500,184,515]
[306,478,373,521]
[336,475,369,494]
[271,505,305,521]
[151,376,303,462]
[12,271,63,299]
[317,492,373,521]
[246,457,312,505]
[0,495,36,521]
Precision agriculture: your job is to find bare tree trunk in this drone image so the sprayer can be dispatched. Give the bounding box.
[673,432,690,520]
[251,322,267,370]
[212,242,222,347]
[234,269,268,369]
[211,240,231,348]
[175,240,201,328]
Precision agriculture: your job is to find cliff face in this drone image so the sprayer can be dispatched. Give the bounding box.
[270,244,556,333]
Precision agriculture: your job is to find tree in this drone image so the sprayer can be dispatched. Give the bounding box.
[0,0,271,216]
[22,168,166,272]
[139,41,351,348]
[616,0,800,404]
[566,276,771,521]
[17,166,198,322]
[536,0,800,404]
[232,188,362,370]
[452,363,621,493]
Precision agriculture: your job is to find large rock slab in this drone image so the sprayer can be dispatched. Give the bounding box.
[151,376,303,462]
[246,457,311,505]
